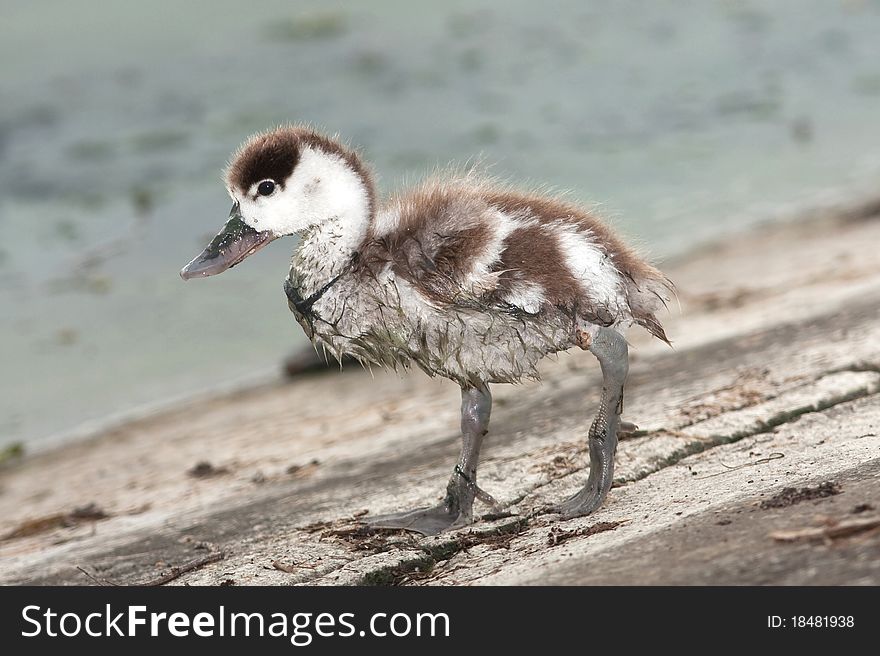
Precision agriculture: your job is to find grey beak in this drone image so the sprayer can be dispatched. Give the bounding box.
[180,202,276,280]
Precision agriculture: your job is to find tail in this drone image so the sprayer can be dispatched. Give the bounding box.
[624,266,675,346]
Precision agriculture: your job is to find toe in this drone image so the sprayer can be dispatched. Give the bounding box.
[365,505,464,536]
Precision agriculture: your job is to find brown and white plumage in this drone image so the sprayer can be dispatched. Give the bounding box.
[367,177,672,341]
[181,125,673,532]
[282,169,671,385]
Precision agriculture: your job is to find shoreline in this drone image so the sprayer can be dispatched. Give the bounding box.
[15,188,880,457]
[1,196,879,585]
[14,368,284,457]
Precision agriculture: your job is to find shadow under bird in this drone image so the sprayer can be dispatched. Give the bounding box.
[181,126,673,535]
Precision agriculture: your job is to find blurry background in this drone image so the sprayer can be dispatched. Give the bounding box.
[1,0,879,451]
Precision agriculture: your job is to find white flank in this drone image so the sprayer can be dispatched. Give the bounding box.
[465,209,521,292]
[553,222,624,311]
[502,280,546,314]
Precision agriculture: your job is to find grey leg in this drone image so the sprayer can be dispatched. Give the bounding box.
[367,382,494,535]
[554,326,629,517]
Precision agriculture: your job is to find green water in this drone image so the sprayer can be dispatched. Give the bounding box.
[1,0,879,449]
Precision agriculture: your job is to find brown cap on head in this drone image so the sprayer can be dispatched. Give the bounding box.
[225,126,376,216]
[226,128,301,193]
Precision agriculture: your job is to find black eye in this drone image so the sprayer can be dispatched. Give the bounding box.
[257,180,276,196]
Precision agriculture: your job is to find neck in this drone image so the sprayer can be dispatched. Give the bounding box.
[290,212,368,294]
[285,147,375,292]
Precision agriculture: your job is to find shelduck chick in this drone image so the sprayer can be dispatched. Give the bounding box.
[181,126,672,535]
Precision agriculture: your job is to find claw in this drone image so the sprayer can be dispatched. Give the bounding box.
[619,420,639,437]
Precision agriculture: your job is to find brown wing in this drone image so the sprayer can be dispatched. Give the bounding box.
[362,180,672,341]
[361,185,502,306]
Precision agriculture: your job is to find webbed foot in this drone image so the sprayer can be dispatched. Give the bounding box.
[551,482,607,519]
[363,383,497,536]
[367,503,470,536]
[367,463,500,535]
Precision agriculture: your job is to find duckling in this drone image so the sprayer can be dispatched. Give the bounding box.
[181,126,672,535]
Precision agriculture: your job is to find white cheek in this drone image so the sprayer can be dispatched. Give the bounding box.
[237,190,302,235]
[263,191,302,234]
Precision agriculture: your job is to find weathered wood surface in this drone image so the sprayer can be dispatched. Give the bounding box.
[1,206,879,585]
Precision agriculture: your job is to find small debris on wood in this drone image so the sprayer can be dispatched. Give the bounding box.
[3,503,111,541]
[547,521,622,547]
[852,503,875,514]
[458,523,528,552]
[324,525,395,553]
[140,552,225,586]
[678,369,769,424]
[69,503,109,521]
[220,578,235,586]
[697,452,784,480]
[76,566,119,586]
[272,559,313,573]
[123,502,152,515]
[187,461,229,478]
[193,540,219,552]
[286,459,320,477]
[759,481,841,509]
[770,516,880,543]
[533,453,580,476]
[301,519,334,533]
